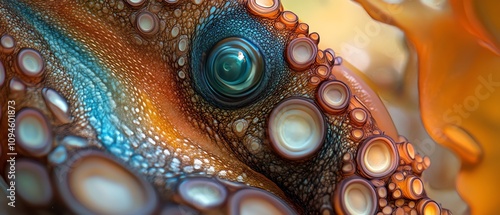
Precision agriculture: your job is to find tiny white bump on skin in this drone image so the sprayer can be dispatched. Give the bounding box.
[138,132,146,140]
[121,124,134,136]
[163,149,170,156]
[171,26,179,38]
[207,167,215,174]
[253,117,259,123]
[171,158,181,172]
[194,159,203,169]
[219,170,227,177]
[178,56,185,66]
[183,166,194,173]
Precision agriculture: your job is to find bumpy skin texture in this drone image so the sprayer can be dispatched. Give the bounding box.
[0,0,447,214]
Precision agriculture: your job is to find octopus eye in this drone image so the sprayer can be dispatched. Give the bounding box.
[203,37,265,105]
[190,3,286,108]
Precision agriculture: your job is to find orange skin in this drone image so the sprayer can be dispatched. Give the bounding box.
[355,0,500,214]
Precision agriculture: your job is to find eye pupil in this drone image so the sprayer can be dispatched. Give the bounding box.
[216,50,248,83]
[206,37,264,99]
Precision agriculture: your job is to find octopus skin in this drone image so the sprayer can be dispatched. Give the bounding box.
[0,0,449,214]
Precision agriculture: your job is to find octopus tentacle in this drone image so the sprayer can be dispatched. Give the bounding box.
[0,0,448,214]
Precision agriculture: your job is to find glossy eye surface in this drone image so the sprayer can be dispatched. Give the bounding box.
[204,37,264,105]
[190,5,286,108]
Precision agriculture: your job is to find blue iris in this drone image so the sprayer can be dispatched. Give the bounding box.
[206,37,263,98]
[190,2,288,109]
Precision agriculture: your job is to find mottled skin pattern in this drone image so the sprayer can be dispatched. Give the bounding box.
[0,0,446,214]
